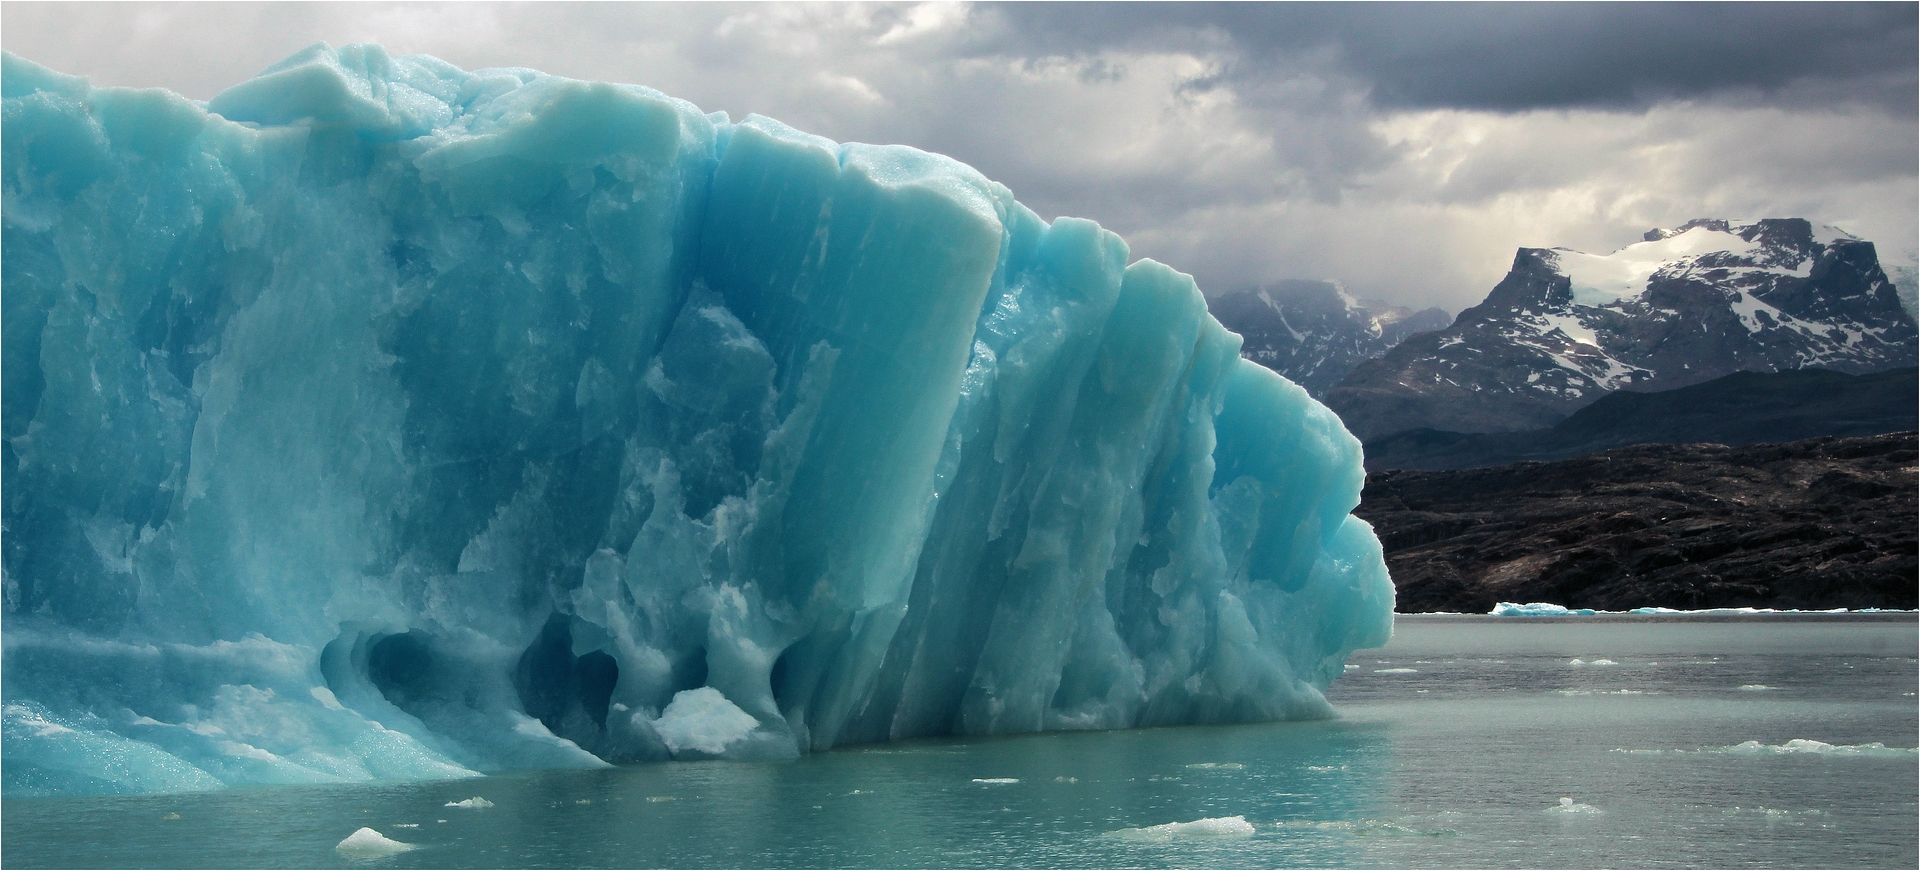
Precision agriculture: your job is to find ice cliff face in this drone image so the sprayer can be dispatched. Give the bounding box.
[1328,219,1918,440]
[0,44,1393,796]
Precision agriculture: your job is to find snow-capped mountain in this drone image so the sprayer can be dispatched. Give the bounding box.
[1209,280,1452,398]
[1326,218,1918,441]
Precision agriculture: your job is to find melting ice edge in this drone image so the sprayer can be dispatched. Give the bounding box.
[0,44,1392,796]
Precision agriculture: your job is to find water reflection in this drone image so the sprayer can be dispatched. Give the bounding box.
[1,717,1399,869]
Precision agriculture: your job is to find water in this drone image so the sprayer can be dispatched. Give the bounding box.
[5,614,1913,868]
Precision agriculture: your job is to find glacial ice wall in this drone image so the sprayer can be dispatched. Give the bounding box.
[1,44,1393,796]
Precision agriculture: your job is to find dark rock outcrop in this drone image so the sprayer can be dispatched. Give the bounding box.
[1362,367,1918,471]
[1355,432,1919,613]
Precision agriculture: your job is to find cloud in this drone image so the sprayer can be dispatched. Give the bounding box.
[984,2,1920,114]
[3,1,1912,313]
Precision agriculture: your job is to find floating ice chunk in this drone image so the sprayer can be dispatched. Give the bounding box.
[1568,658,1617,666]
[1185,762,1245,770]
[1491,602,1596,616]
[1738,685,1774,691]
[392,823,419,828]
[1110,816,1257,839]
[444,797,493,809]
[1547,797,1602,814]
[335,828,415,858]
[1373,668,1418,674]
[651,688,760,756]
[972,778,1019,784]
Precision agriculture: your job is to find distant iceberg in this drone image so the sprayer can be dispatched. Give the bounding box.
[0,44,1393,796]
[1490,603,1598,617]
[1486,603,1911,617]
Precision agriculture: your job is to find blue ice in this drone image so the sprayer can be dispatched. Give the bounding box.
[0,44,1393,796]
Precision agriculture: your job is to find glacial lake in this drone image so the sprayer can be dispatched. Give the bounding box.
[4,613,1914,869]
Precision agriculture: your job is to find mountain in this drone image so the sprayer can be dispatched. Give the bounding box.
[1357,431,1918,613]
[1362,366,1918,471]
[1326,219,1918,441]
[1208,281,1451,398]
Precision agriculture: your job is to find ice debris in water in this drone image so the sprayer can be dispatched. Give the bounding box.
[445,797,493,809]
[972,778,1019,784]
[1547,797,1602,814]
[335,828,415,858]
[1491,603,1596,616]
[1611,740,1917,757]
[1110,816,1257,839]
[1185,762,1245,770]
[650,688,760,756]
[1738,685,1774,691]
[0,43,1395,796]
[1567,658,1618,666]
[1718,740,1916,757]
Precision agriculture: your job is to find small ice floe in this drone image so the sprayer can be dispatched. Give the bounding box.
[1491,602,1595,617]
[1738,685,1774,691]
[651,687,760,756]
[1373,668,1418,674]
[574,799,592,805]
[1568,658,1618,666]
[335,827,416,858]
[1306,765,1348,772]
[1185,762,1245,770]
[445,797,494,809]
[161,812,182,820]
[1343,664,1360,671]
[1547,797,1602,814]
[972,777,1019,784]
[392,823,419,829]
[1109,815,1256,840]
[645,796,676,803]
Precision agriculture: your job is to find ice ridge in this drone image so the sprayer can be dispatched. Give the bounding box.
[0,44,1394,796]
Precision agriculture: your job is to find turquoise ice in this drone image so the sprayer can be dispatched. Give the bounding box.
[1,44,1392,796]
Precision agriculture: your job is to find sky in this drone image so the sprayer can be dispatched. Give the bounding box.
[5,1,1915,313]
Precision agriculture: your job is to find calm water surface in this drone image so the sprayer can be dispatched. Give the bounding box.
[5,614,1914,868]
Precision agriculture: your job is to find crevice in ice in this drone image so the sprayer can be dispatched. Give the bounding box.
[366,631,437,710]
[512,614,622,753]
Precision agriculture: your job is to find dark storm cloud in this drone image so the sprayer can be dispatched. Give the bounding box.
[983,2,1920,113]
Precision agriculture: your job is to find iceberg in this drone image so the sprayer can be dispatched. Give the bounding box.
[1489,602,1597,617]
[0,44,1393,796]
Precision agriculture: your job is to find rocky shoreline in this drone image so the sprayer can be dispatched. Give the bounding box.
[1356,432,1918,613]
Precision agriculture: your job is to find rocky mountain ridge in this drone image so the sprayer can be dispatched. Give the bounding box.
[1326,219,1918,441]
[1362,366,1918,471]
[1208,280,1451,398]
